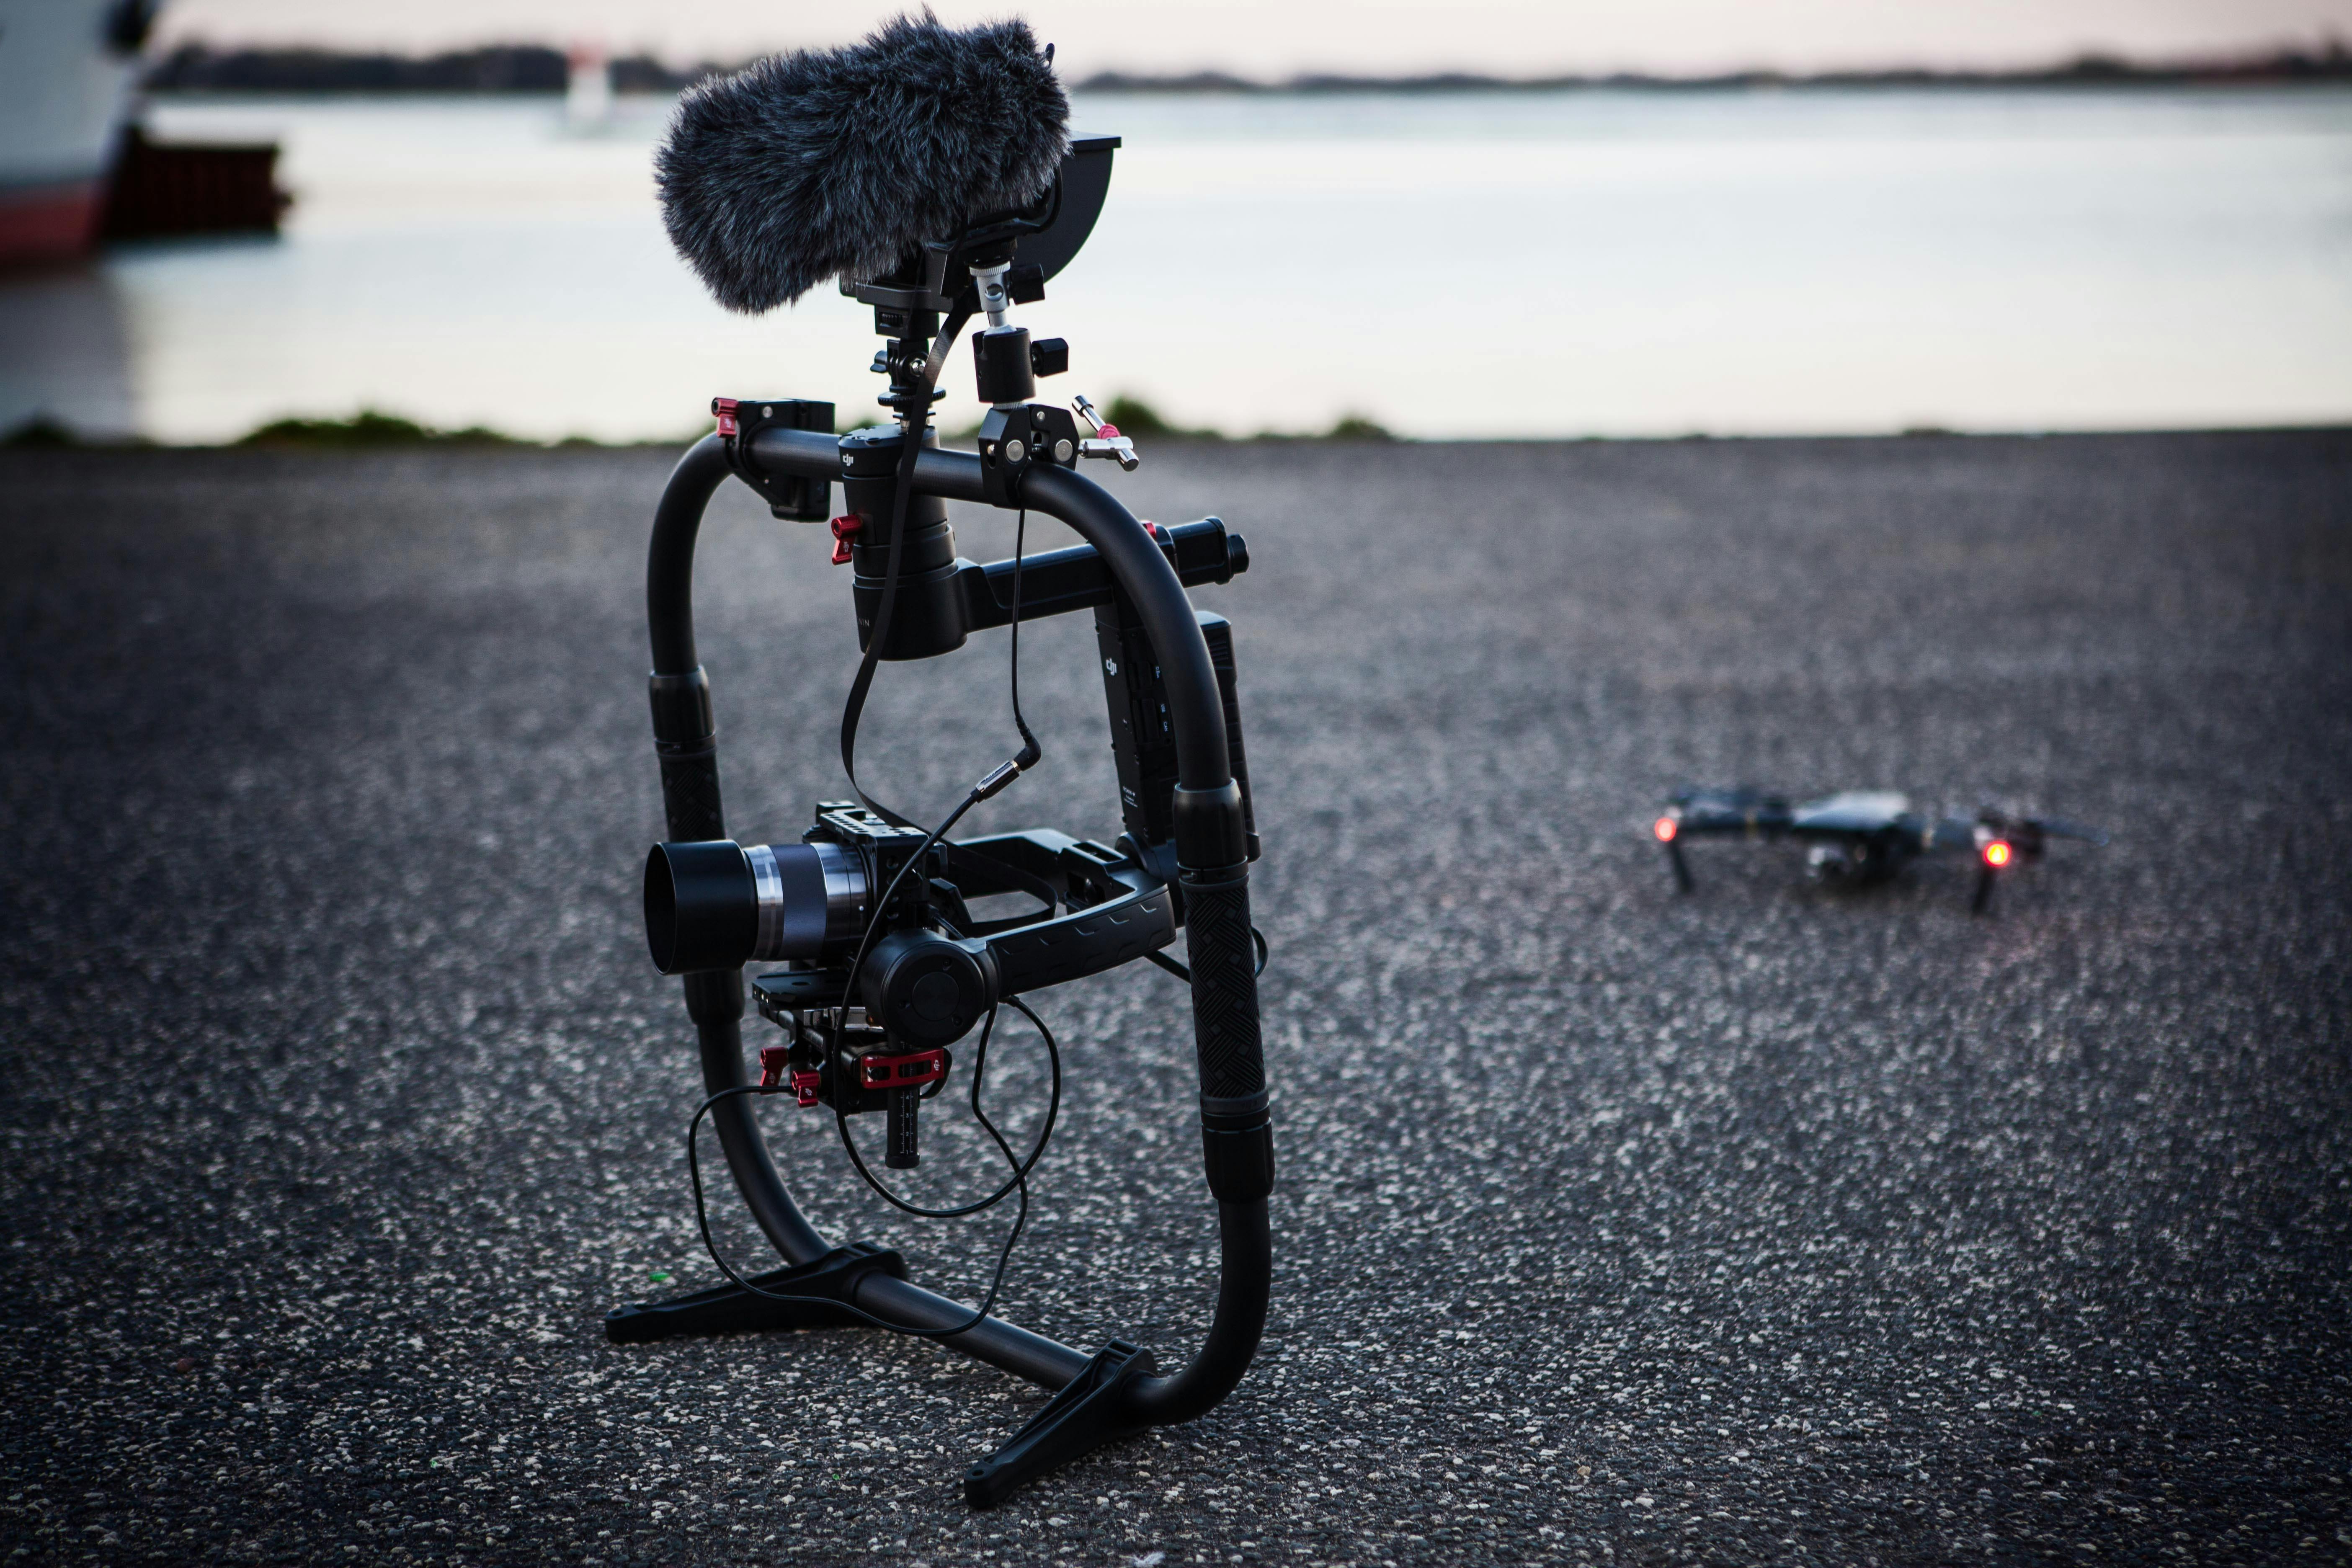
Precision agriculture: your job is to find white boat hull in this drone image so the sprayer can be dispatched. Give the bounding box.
[0,0,143,263]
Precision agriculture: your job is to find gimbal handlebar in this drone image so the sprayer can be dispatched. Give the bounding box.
[633,427,1271,1498]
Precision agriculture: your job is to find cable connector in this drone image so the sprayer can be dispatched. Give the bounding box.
[974,758,1024,801]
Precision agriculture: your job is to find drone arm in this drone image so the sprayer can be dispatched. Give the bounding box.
[1928,817,1981,854]
[1663,800,1797,841]
[1669,819,1756,840]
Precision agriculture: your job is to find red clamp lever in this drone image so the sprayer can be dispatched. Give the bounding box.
[829,514,862,565]
[712,397,740,438]
[858,1048,948,1091]
[759,1044,827,1107]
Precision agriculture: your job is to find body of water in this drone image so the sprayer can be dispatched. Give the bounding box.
[4,85,2349,442]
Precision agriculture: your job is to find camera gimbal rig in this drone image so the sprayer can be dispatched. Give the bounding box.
[606,137,1274,1508]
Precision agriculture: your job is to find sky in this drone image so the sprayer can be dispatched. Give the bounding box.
[155,0,2352,78]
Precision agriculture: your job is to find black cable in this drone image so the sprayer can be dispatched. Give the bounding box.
[685,1078,1023,1340]
[690,307,1074,1341]
[836,788,984,1030]
[926,511,1058,925]
[683,995,1060,1336]
[831,493,1048,1107]
[1007,507,1041,773]
[831,994,1060,1219]
[839,306,972,829]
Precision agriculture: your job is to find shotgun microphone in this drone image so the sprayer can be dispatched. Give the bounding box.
[656,14,1070,315]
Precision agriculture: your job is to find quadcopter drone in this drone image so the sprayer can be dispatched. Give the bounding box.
[1653,787,2108,912]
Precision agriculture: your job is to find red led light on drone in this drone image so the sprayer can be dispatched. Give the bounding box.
[1982,841,2012,868]
[1654,817,1678,843]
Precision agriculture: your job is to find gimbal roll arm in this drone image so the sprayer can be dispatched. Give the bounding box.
[642,428,1271,1436]
[647,435,831,1264]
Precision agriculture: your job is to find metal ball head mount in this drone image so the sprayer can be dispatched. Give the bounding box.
[613,137,1274,1507]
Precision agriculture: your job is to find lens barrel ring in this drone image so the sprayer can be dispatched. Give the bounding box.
[645,838,872,975]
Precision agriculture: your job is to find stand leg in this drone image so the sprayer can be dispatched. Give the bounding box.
[1970,865,1997,915]
[604,1243,906,1344]
[1666,839,1694,893]
[964,1341,1158,1508]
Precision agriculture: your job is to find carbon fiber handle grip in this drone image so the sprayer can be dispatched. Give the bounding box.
[650,667,727,843]
[1181,869,1263,1100]
[650,666,732,1016]
[658,748,727,843]
[1183,867,1272,1202]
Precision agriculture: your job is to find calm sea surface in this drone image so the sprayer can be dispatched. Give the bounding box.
[5,86,2349,442]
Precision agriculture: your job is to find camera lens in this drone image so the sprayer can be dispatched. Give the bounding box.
[644,839,868,974]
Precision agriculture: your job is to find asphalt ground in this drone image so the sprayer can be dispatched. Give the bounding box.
[2,431,2348,1567]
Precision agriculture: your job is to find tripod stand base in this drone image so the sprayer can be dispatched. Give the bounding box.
[613,1254,1161,1505]
[603,1243,907,1343]
[964,1339,1156,1508]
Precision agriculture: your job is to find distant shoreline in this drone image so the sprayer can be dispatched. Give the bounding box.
[144,42,2352,97]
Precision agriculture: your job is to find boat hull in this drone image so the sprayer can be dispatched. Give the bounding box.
[0,0,142,263]
[0,181,106,265]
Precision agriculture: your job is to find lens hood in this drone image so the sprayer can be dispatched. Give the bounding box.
[644,839,867,975]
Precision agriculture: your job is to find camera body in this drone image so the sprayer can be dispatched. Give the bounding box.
[803,801,998,1060]
[646,800,1000,1056]
[648,800,1000,1168]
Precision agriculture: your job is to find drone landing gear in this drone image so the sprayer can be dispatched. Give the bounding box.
[603,1243,905,1342]
[1663,836,1694,894]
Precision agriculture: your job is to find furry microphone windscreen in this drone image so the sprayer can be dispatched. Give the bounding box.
[656,14,1070,315]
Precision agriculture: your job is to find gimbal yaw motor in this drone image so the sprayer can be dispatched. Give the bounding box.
[606,17,1274,1509]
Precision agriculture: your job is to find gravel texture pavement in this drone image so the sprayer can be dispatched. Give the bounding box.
[2,431,2348,1566]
